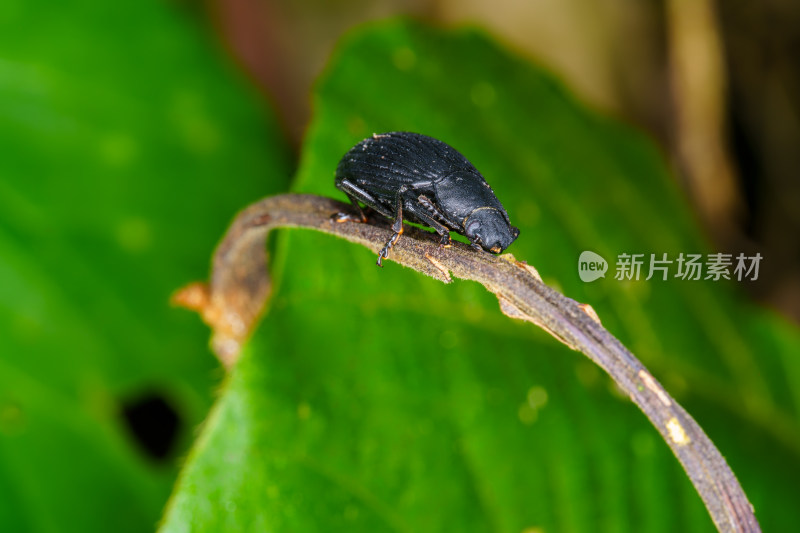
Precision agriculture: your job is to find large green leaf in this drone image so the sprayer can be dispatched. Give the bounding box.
[161,19,800,532]
[0,1,291,531]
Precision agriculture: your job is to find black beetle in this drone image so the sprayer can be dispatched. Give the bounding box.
[334,131,520,266]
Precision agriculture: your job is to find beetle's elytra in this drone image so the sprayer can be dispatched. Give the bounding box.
[334,131,520,266]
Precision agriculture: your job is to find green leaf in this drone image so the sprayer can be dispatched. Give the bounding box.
[161,19,800,532]
[0,1,291,532]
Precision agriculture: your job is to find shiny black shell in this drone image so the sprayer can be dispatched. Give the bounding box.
[335,131,511,231]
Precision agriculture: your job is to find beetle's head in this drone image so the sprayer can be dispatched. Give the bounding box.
[464,207,520,254]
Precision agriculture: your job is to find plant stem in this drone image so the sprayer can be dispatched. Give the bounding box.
[175,192,761,533]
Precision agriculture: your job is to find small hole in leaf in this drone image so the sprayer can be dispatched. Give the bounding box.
[120,391,181,462]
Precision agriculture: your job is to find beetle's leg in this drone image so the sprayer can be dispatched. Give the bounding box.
[335,193,367,223]
[377,226,402,267]
[334,179,391,222]
[377,186,408,267]
[409,196,452,247]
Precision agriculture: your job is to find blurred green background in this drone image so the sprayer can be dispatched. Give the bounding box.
[1,0,799,532]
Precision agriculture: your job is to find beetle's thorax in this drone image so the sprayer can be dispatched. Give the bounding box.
[463,206,503,225]
[433,171,504,222]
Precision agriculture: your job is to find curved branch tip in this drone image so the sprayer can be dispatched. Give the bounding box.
[176,193,760,533]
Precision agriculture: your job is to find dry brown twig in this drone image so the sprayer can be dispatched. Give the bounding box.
[174,193,760,533]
